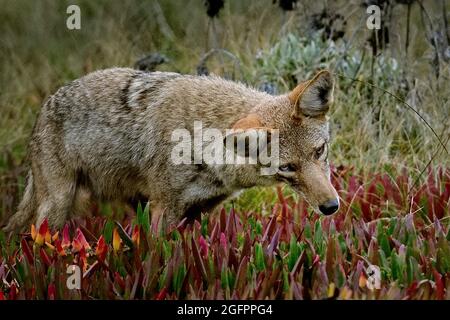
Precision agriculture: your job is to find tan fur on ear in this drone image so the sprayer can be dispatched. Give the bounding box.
[290,70,334,119]
[232,113,265,130]
[289,80,311,121]
[288,80,311,106]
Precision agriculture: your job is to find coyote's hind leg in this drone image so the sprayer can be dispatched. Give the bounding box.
[3,170,36,232]
[34,160,77,230]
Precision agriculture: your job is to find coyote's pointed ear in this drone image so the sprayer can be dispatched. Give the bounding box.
[289,70,334,119]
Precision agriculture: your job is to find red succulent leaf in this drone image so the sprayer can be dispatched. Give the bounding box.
[220,232,227,252]
[234,256,249,291]
[226,208,236,241]
[406,281,418,299]
[9,283,17,300]
[79,246,88,272]
[61,224,71,249]
[39,248,52,267]
[241,231,252,258]
[21,238,34,264]
[73,228,91,251]
[366,181,378,206]
[198,235,208,257]
[155,287,168,300]
[347,176,359,198]
[433,269,445,300]
[72,238,83,253]
[39,218,49,236]
[47,283,56,300]
[95,235,108,262]
[433,195,445,219]
[191,236,208,282]
[114,272,126,291]
[267,226,281,257]
[132,225,140,247]
[54,239,66,256]
[35,219,49,246]
[262,214,277,242]
[219,208,227,233]
[360,199,371,221]
[210,220,220,242]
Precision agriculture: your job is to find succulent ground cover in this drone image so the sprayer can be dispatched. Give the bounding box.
[1,166,448,300]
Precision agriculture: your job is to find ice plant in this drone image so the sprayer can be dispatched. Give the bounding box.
[34,219,50,246]
[72,237,83,253]
[60,224,71,252]
[47,284,56,300]
[79,247,88,272]
[31,224,36,241]
[21,238,34,264]
[198,235,208,257]
[0,167,448,300]
[72,228,91,253]
[39,248,52,267]
[132,225,140,248]
[54,239,66,257]
[95,235,107,262]
[112,228,122,253]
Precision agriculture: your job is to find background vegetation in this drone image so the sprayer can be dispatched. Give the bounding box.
[0,0,448,299]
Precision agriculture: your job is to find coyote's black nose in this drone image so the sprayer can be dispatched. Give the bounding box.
[319,199,339,215]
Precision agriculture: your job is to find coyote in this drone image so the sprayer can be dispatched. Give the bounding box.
[4,68,339,231]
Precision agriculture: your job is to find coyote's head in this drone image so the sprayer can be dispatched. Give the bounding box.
[231,70,339,215]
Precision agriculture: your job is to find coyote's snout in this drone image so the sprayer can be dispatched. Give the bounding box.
[4,68,339,232]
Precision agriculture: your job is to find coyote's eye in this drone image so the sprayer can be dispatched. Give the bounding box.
[314,143,327,160]
[278,164,296,173]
